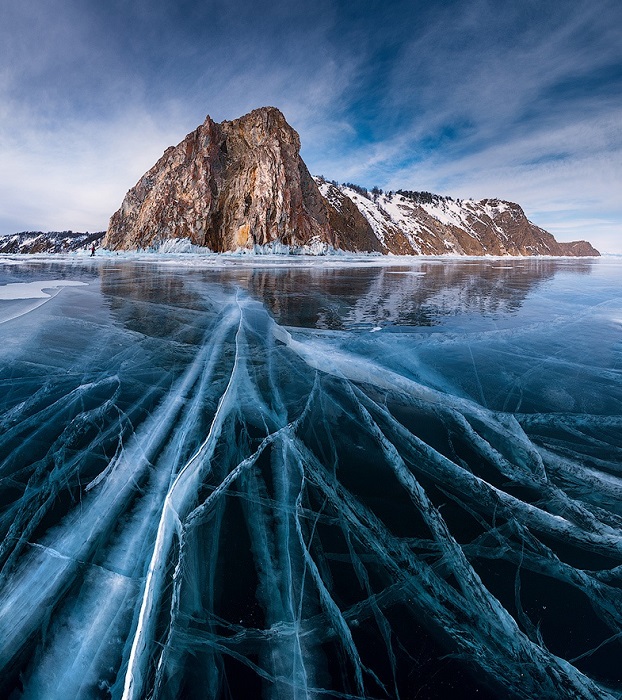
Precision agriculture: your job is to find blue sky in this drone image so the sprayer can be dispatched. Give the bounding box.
[1,0,621,251]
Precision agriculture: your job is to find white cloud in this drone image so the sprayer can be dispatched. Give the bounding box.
[302,1,622,252]
[0,104,185,233]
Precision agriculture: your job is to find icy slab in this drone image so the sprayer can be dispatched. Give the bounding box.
[0,280,87,300]
[0,280,88,325]
[0,257,621,699]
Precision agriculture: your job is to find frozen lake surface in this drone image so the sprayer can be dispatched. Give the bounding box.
[0,255,621,699]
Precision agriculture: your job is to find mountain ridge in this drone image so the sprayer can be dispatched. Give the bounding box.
[0,230,104,254]
[315,179,599,256]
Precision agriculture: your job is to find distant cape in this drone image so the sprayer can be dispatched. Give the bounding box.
[0,230,104,254]
[98,106,595,257]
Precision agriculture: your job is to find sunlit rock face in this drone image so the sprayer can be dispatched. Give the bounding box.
[104,107,340,252]
[104,107,599,256]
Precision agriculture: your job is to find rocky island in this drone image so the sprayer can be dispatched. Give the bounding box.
[104,106,599,256]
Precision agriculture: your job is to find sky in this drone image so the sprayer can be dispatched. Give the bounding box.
[1,0,621,251]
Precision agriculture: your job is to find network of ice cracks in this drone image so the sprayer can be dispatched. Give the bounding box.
[1,276,622,699]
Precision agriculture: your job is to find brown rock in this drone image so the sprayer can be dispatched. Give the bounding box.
[318,182,385,253]
[556,240,600,256]
[104,107,336,252]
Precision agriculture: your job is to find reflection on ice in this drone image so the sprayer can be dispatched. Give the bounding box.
[0,258,621,699]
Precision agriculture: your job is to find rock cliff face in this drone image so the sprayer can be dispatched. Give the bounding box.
[104,107,599,256]
[104,107,339,252]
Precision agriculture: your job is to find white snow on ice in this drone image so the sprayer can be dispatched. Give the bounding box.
[0,280,87,300]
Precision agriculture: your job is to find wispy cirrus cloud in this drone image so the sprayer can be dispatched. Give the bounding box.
[0,0,359,232]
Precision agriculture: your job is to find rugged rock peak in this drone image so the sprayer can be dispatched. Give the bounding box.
[104,107,335,252]
[222,106,300,150]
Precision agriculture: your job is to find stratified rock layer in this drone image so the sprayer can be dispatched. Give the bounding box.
[104,107,599,256]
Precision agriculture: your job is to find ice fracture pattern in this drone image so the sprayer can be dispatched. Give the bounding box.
[0,257,621,699]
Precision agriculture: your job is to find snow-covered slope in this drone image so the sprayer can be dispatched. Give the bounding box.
[0,231,105,254]
[316,179,599,256]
